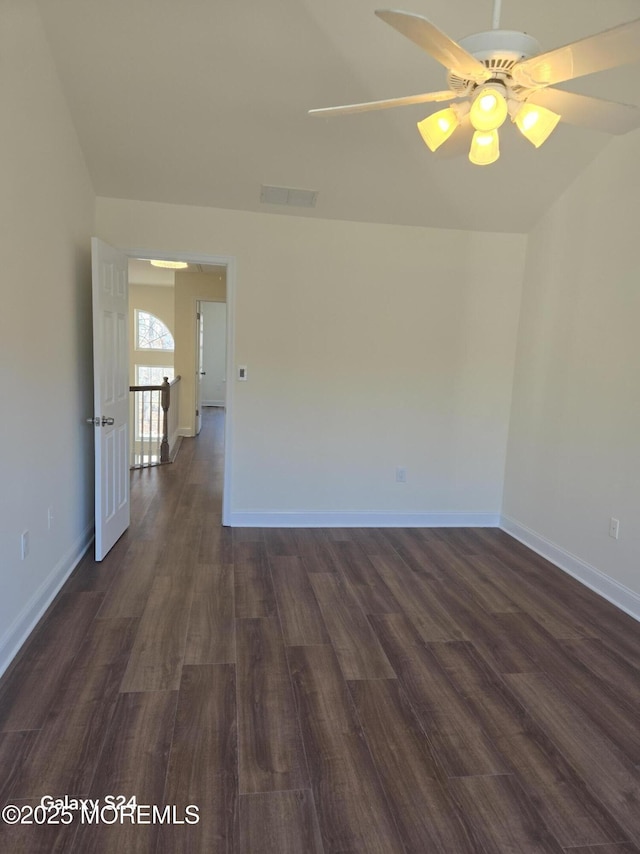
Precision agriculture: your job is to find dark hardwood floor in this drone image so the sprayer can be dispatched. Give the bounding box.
[1,408,639,853]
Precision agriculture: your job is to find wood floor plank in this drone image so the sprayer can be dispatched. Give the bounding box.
[308,573,395,680]
[72,689,178,854]
[369,613,507,777]
[494,612,640,763]
[475,551,596,640]
[415,570,540,674]
[450,774,565,853]
[380,528,443,577]
[430,640,627,847]
[370,552,466,642]
[450,552,523,614]
[507,671,640,844]
[563,845,640,853]
[287,644,405,854]
[0,591,104,731]
[120,574,194,692]
[157,664,238,854]
[10,618,139,799]
[330,541,401,614]
[349,527,398,556]
[432,527,491,556]
[348,678,481,854]
[96,541,162,618]
[0,797,80,853]
[560,636,640,721]
[236,618,308,794]
[239,790,324,854]
[263,528,302,556]
[300,543,342,574]
[199,522,233,564]
[0,731,38,804]
[234,542,277,619]
[269,556,330,646]
[184,563,236,665]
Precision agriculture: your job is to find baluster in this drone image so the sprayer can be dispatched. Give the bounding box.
[160,377,170,463]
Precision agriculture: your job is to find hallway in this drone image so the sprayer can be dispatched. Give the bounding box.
[0,407,639,852]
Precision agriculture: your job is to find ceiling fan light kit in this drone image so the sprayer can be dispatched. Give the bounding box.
[310,2,640,166]
[417,105,463,151]
[512,102,562,147]
[469,129,500,165]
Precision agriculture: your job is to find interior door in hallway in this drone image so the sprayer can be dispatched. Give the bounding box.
[201,301,227,407]
[90,237,130,560]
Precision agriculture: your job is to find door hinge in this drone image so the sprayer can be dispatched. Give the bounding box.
[196,408,199,417]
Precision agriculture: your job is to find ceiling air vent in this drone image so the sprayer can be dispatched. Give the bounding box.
[260,185,318,208]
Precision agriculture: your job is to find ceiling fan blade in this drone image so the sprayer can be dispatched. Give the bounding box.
[375,10,490,82]
[528,88,640,134]
[512,16,640,88]
[309,90,457,117]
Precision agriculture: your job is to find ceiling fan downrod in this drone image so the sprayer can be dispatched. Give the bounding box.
[492,0,502,30]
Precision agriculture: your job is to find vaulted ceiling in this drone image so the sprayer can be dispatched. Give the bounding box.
[37,0,640,233]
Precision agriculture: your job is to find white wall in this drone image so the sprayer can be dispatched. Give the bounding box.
[0,1,96,673]
[503,129,640,614]
[97,198,526,524]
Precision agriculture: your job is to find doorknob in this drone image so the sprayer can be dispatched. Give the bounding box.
[200,371,206,375]
[86,416,115,426]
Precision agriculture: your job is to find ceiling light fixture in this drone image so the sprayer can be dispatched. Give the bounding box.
[469,84,508,132]
[469,129,500,166]
[149,260,189,269]
[417,105,463,151]
[512,102,562,147]
[309,1,640,167]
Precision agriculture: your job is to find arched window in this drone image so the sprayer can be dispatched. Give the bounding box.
[135,310,174,351]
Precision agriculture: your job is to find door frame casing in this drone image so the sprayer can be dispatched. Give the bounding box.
[125,248,236,526]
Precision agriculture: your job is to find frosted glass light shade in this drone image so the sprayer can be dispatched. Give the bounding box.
[417,107,460,152]
[469,87,508,132]
[514,103,561,147]
[469,129,500,165]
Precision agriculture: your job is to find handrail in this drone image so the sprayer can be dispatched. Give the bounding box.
[129,375,182,468]
[129,383,163,393]
[129,376,181,393]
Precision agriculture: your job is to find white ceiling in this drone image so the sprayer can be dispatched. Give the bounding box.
[37,0,640,234]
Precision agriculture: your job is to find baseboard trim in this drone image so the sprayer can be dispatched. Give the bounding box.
[227,511,501,528]
[500,515,640,623]
[0,524,94,679]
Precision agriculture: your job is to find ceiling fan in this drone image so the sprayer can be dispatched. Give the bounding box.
[309,0,640,165]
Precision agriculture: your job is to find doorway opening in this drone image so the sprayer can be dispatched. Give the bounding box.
[126,250,235,526]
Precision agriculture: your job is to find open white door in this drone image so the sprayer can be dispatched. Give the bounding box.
[89,237,130,560]
[195,305,204,435]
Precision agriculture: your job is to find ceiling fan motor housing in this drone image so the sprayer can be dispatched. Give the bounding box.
[447,30,542,97]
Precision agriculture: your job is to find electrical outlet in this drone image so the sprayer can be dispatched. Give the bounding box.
[21,530,30,560]
[396,466,407,483]
[609,517,620,539]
